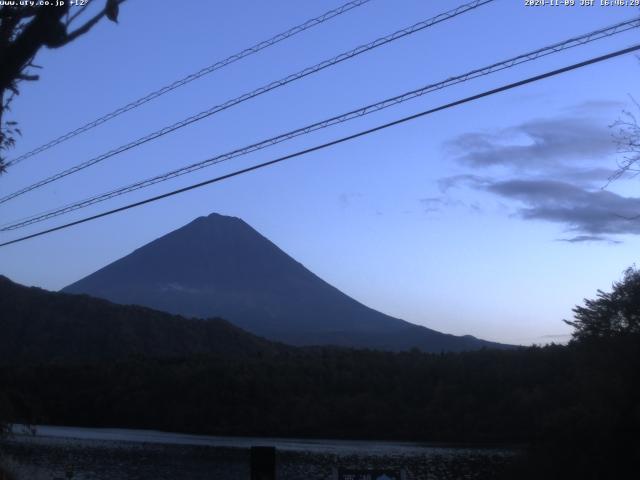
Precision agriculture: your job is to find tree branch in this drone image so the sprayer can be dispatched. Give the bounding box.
[65,5,90,28]
[60,8,107,45]
[59,0,125,46]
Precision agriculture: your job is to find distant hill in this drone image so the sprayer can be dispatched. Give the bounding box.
[0,275,280,363]
[63,213,511,352]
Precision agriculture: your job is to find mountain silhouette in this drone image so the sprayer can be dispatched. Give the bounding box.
[0,275,280,363]
[63,213,511,352]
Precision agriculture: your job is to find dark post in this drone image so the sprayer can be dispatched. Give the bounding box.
[250,446,276,480]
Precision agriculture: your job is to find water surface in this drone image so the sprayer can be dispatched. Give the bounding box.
[2,425,516,480]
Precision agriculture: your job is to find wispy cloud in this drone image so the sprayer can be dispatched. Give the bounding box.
[564,100,625,116]
[419,196,464,213]
[556,235,621,245]
[445,114,615,181]
[435,104,637,242]
[438,174,490,193]
[338,192,363,209]
[484,179,640,236]
[420,197,446,213]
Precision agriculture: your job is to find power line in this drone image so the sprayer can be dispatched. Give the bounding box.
[4,16,639,232]
[4,0,373,168]
[0,0,496,205]
[1,43,638,249]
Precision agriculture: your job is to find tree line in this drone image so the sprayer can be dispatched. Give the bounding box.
[2,269,640,478]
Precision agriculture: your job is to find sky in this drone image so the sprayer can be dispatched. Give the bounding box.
[0,0,639,345]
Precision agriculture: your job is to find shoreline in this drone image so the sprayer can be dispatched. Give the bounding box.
[8,424,524,453]
[1,427,516,480]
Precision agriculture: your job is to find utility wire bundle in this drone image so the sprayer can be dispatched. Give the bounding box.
[4,0,373,168]
[1,0,638,247]
[0,0,495,205]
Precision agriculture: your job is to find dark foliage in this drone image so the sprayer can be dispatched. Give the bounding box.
[0,462,15,480]
[0,336,640,478]
[566,266,640,340]
[1,273,640,478]
[0,275,282,363]
[2,337,640,479]
[610,94,640,183]
[0,1,122,172]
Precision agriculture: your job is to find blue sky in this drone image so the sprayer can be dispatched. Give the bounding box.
[0,0,639,345]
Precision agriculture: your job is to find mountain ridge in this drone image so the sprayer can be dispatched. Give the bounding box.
[63,213,513,352]
[0,274,281,363]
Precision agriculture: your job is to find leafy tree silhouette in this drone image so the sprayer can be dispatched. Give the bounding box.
[609,94,640,185]
[0,0,124,444]
[565,266,640,340]
[0,0,124,173]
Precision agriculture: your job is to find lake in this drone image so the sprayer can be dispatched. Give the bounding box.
[0,425,517,479]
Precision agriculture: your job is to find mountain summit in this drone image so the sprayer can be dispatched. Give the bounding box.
[63,213,509,352]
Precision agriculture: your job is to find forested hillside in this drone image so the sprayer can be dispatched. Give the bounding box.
[0,276,281,363]
[2,336,639,479]
[2,270,640,479]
